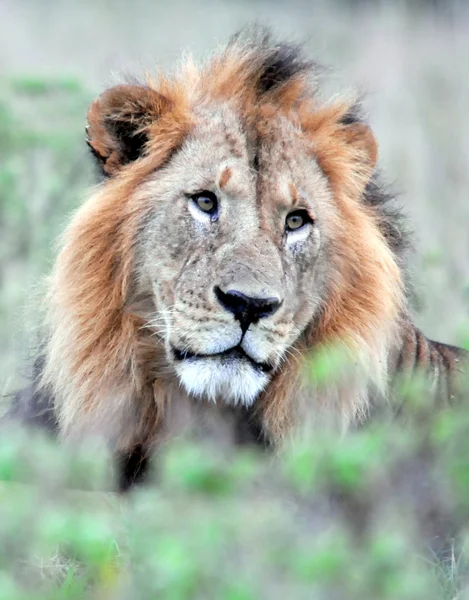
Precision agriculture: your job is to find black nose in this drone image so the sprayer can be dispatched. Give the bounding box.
[214,286,281,330]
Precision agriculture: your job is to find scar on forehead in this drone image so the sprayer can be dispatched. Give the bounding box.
[287,182,316,218]
[219,167,232,189]
[289,182,299,205]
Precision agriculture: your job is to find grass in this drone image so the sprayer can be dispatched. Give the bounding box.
[0,73,93,395]
[1,404,469,599]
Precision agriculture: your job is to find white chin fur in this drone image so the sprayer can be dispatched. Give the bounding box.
[175,357,269,406]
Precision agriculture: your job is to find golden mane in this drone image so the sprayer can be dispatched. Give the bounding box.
[41,30,404,448]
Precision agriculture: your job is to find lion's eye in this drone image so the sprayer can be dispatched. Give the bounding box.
[285,210,312,232]
[191,191,218,217]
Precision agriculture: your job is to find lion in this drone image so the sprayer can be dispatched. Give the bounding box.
[6,29,467,489]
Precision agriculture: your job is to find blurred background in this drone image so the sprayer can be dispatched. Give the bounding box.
[1,0,469,394]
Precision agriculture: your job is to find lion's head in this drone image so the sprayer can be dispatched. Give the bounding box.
[42,30,406,445]
[135,103,345,405]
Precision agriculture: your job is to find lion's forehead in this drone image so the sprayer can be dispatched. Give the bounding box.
[176,105,327,214]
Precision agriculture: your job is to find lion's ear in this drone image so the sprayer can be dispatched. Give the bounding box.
[86,84,171,177]
[342,122,378,172]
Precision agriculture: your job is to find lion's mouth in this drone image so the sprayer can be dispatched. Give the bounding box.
[171,345,273,373]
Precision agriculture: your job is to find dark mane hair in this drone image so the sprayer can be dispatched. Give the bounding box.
[229,27,318,95]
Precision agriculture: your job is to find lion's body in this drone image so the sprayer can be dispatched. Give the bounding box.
[6,29,467,489]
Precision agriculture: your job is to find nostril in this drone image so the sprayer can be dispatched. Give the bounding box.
[256,298,281,318]
[214,286,248,315]
[214,286,282,325]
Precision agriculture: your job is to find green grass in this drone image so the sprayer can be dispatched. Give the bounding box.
[0,75,94,394]
[1,400,469,599]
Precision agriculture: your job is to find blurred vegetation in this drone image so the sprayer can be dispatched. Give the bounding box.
[0,75,94,393]
[1,0,469,598]
[2,373,469,599]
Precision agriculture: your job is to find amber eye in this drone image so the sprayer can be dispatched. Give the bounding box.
[285,210,312,232]
[191,191,218,216]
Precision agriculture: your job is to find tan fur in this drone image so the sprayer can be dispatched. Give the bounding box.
[253,103,403,440]
[43,92,193,442]
[40,34,462,453]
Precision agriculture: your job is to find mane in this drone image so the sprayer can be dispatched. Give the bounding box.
[40,28,409,445]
